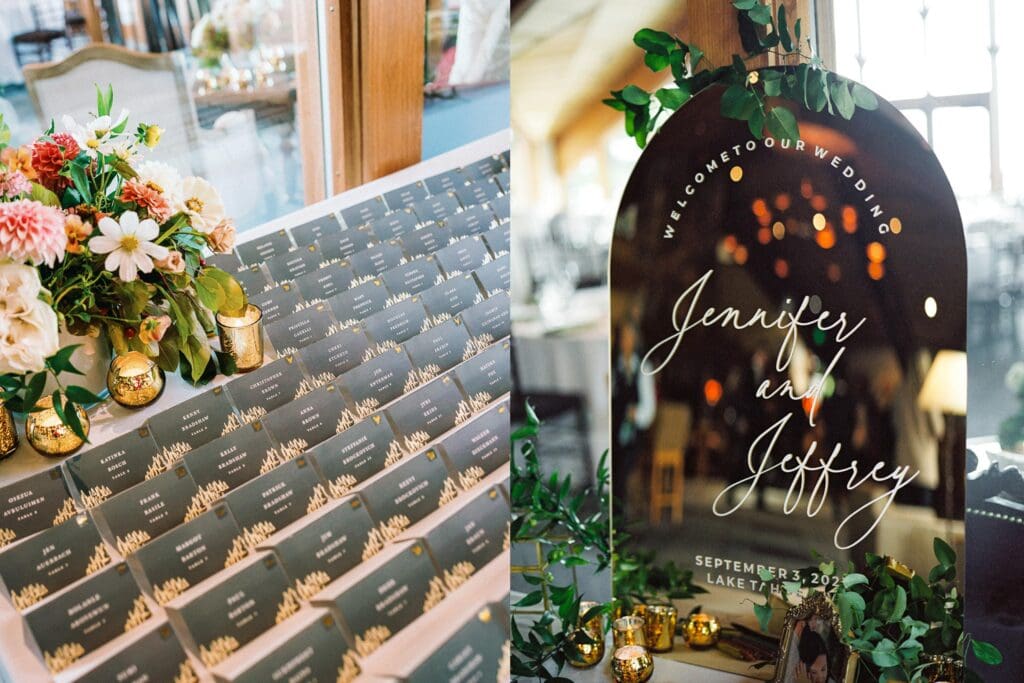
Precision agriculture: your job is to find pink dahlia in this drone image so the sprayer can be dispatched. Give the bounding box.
[0,199,67,267]
[0,169,30,198]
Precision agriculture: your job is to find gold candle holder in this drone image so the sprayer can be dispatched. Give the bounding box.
[107,352,165,408]
[578,600,604,637]
[567,628,605,668]
[611,645,653,683]
[0,402,17,460]
[216,304,264,372]
[683,612,721,649]
[25,396,88,456]
[644,604,678,652]
[631,602,648,620]
[612,615,646,650]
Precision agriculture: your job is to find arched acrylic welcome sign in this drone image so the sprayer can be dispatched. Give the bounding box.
[609,79,965,678]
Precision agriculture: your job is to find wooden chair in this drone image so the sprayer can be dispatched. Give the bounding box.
[22,44,204,176]
[11,0,72,67]
[649,402,691,526]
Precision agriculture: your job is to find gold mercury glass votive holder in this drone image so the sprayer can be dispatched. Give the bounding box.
[612,615,646,650]
[611,645,654,683]
[644,604,678,652]
[0,401,17,460]
[107,352,165,408]
[683,612,721,649]
[568,601,606,668]
[25,396,89,456]
[216,304,265,372]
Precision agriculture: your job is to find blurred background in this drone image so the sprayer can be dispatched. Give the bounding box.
[0,0,510,231]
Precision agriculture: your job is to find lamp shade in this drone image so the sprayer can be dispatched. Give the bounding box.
[917,350,967,416]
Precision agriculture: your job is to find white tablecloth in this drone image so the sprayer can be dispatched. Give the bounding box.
[0,0,35,85]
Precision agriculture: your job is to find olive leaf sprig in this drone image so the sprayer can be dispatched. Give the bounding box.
[604,1,879,148]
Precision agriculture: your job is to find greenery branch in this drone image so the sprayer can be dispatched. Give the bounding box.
[604,1,879,148]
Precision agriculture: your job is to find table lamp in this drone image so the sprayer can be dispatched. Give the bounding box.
[918,350,967,519]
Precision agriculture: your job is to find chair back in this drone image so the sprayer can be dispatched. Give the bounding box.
[22,44,204,175]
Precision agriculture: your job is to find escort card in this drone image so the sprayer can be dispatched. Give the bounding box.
[420,274,482,318]
[328,279,389,323]
[23,562,149,672]
[294,260,354,301]
[489,193,510,222]
[473,253,510,295]
[227,355,308,416]
[349,241,405,278]
[438,402,510,477]
[166,552,292,664]
[423,487,508,576]
[65,427,159,504]
[483,222,510,254]
[363,298,428,345]
[424,168,468,195]
[445,205,493,239]
[183,423,276,492]
[298,326,371,377]
[402,319,471,373]
[206,251,243,273]
[237,229,293,265]
[0,513,107,610]
[383,180,428,210]
[381,258,441,297]
[495,168,510,193]
[406,607,507,683]
[317,542,440,643]
[265,302,336,353]
[316,225,375,261]
[132,504,240,605]
[262,384,350,448]
[358,450,452,528]
[221,456,323,537]
[454,339,511,399]
[367,208,418,240]
[454,178,499,207]
[265,499,375,589]
[463,154,506,180]
[399,221,452,256]
[0,467,75,547]
[306,413,397,495]
[72,622,192,683]
[146,386,237,451]
[459,291,511,340]
[217,610,357,683]
[247,282,305,324]
[500,148,510,165]
[290,213,343,246]
[339,196,387,229]
[410,192,461,223]
[336,346,413,408]
[434,236,490,275]
[386,376,464,442]
[233,263,270,296]
[94,465,198,555]
[264,244,323,284]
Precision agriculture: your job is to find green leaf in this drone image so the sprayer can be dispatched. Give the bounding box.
[47,345,84,375]
[720,84,755,120]
[777,5,792,51]
[851,82,879,110]
[972,639,1003,665]
[871,639,901,668]
[830,79,855,119]
[603,96,626,112]
[51,391,67,425]
[633,28,676,55]
[748,4,772,25]
[516,590,544,607]
[842,573,869,589]
[689,46,704,72]
[63,396,88,442]
[621,85,650,106]
[766,105,799,143]
[732,0,757,9]
[30,183,59,206]
[644,52,670,71]
[65,385,105,405]
[655,86,690,110]
[68,163,92,203]
[794,18,802,44]
[934,537,956,568]
[753,601,773,632]
[747,106,765,138]
[201,268,247,315]
[195,275,226,312]
[24,372,47,411]
[888,586,907,622]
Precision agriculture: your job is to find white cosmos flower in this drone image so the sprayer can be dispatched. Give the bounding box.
[62,109,130,157]
[89,211,169,282]
[177,176,225,232]
[135,161,183,201]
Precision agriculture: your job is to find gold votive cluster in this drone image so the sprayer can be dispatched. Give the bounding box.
[216,304,265,372]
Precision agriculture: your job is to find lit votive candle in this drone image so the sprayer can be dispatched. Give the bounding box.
[611,645,653,683]
[216,304,265,372]
[612,615,646,649]
[107,352,165,408]
[683,612,721,649]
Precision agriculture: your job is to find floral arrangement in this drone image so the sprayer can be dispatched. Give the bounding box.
[191,0,282,65]
[0,86,246,438]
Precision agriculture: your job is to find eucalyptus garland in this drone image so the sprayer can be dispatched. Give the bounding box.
[604,1,879,148]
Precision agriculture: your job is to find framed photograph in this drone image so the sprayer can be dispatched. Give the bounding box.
[773,593,852,683]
